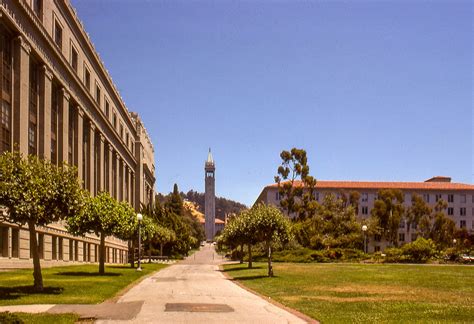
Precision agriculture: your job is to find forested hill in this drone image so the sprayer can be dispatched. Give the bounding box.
[157,190,247,220]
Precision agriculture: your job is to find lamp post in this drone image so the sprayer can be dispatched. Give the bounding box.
[362,225,368,254]
[453,238,457,248]
[137,213,143,271]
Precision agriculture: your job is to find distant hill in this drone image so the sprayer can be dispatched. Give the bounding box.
[156,190,247,221]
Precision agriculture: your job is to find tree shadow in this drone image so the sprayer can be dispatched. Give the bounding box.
[0,286,63,301]
[221,265,264,272]
[230,275,273,281]
[56,271,121,277]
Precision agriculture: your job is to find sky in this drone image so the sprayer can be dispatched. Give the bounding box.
[71,0,473,206]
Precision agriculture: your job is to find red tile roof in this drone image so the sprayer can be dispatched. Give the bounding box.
[267,180,474,191]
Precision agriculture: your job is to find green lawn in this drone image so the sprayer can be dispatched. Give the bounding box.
[223,263,474,323]
[5,312,80,324]
[0,263,166,305]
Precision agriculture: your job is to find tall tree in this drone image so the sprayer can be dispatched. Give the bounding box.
[406,194,431,235]
[0,152,85,291]
[274,148,317,220]
[167,183,184,216]
[418,199,455,248]
[370,189,404,246]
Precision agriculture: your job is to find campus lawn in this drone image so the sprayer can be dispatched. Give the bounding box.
[0,263,166,305]
[223,263,474,323]
[5,312,80,324]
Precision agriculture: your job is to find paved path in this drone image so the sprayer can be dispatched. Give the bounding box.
[98,244,307,324]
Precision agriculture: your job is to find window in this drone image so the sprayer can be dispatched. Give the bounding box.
[362,193,368,202]
[399,220,405,229]
[460,220,466,229]
[448,207,454,216]
[435,194,442,202]
[105,98,110,118]
[374,246,381,252]
[126,132,129,147]
[71,44,78,72]
[95,83,101,106]
[32,0,42,18]
[423,194,430,203]
[362,206,368,215]
[113,112,117,128]
[51,83,60,164]
[314,192,319,201]
[411,222,417,230]
[84,66,90,91]
[1,32,12,154]
[411,233,417,242]
[460,194,466,203]
[460,207,466,216]
[54,19,62,49]
[399,233,405,242]
[374,234,381,242]
[275,192,280,201]
[120,123,123,139]
[28,63,39,155]
[448,194,454,203]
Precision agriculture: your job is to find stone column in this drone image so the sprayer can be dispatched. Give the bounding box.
[12,36,30,155]
[89,123,96,195]
[39,65,53,159]
[75,109,84,183]
[59,88,70,164]
[108,146,113,196]
[123,164,128,202]
[98,135,105,192]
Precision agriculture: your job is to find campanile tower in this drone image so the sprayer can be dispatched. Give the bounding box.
[204,148,216,241]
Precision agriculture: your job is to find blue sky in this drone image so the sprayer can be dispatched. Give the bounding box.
[72,0,472,206]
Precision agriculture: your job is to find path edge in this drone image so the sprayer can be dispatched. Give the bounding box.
[218,264,319,324]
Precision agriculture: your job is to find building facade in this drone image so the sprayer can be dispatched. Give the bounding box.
[204,149,216,241]
[256,176,474,252]
[0,0,155,265]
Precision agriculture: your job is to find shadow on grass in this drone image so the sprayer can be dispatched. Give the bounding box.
[56,271,121,277]
[0,286,63,300]
[229,275,275,281]
[222,265,264,272]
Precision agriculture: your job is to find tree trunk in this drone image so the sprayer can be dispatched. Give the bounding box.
[28,221,43,291]
[267,241,273,277]
[148,242,152,263]
[129,240,135,268]
[239,244,244,264]
[99,232,106,275]
[160,243,163,257]
[248,244,253,269]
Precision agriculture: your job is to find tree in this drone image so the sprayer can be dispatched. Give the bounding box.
[274,148,317,220]
[406,194,431,235]
[0,152,85,291]
[221,210,256,268]
[418,199,455,249]
[67,192,132,274]
[370,189,404,246]
[151,225,176,257]
[249,204,292,277]
[167,184,183,216]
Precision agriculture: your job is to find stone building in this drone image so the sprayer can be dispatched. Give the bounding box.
[256,176,474,252]
[204,149,216,241]
[0,0,155,265]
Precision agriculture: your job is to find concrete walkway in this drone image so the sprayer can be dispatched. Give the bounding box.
[98,244,307,323]
[0,245,309,323]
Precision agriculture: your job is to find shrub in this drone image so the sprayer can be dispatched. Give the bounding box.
[384,247,404,263]
[401,237,436,262]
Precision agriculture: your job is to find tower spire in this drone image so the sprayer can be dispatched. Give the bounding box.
[207,147,214,165]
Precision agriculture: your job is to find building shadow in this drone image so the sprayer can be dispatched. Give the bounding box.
[0,286,63,301]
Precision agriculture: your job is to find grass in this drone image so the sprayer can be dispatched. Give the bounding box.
[223,263,474,323]
[11,312,80,323]
[0,263,167,305]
